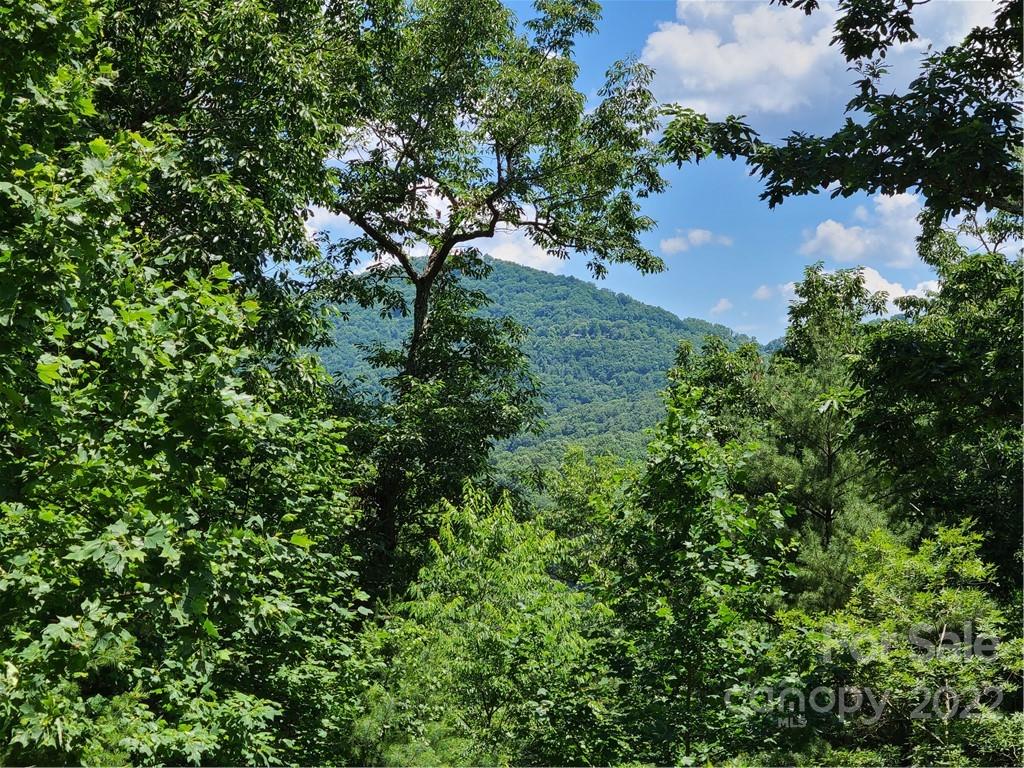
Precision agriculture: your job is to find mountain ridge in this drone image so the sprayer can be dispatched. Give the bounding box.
[321,257,755,472]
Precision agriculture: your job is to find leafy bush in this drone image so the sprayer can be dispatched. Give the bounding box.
[352,487,623,766]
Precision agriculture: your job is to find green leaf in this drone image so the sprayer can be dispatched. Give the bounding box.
[87,136,110,158]
[36,355,62,385]
[0,181,34,207]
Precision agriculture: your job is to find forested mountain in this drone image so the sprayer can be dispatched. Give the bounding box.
[320,258,753,471]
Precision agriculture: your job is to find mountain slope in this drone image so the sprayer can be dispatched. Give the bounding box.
[320,258,753,472]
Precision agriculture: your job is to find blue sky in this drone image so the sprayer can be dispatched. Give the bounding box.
[313,0,996,341]
[545,0,994,341]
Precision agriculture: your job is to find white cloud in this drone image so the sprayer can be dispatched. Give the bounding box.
[480,228,564,273]
[913,0,998,51]
[710,297,733,315]
[800,193,923,268]
[304,206,358,240]
[859,266,938,311]
[650,1,998,121]
[873,192,919,219]
[800,220,871,262]
[686,228,714,246]
[660,228,733,254]
[644,3,840,116]
[675,0,733,20]
[753,282,799,303]
[660,235,690,255]
[771,265,934,314]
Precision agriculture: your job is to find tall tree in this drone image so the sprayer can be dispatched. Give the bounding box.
[332,0,665,374]
[328,0,664,570]
[94,0,364,353]
[338,255,541,588]
[770,266,888,550]
[604,382,791,763]
[673,269,894,610]
[855,214,1023,590]
[1,0,370,761]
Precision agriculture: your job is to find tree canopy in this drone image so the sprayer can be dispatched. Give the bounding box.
[332,0,665,370]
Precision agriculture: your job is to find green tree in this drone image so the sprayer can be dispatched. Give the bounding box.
[606,382,792,763]
[93,0,362,351]
[855,214,1023,590]
[333,0,665,372]
[1,0,367,762]
[672,336,768,448]
[326,0,667,570]
[541,447,638,591]
[351,486,624,766]
[770,265,888,553]
[749,524,1023,767]
[339,255,542,590]
[674,267,894,611]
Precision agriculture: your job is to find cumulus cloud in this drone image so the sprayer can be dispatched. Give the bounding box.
[675,0,732,20]
[800,220,872,262]
[659,236,690,255]
[710,297,733,315]
[752,282,799,303]
[913,0,999,51]
[644,2,840,116]
[304,206,358,240]
[771,265,934,313]
[859,266,937,311]
[479,228,565,273]
[649,1,997,119]
[660,228,733,255]
[800,193,923,268]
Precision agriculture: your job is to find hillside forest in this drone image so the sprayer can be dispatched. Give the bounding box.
[321,257,755,479]
[1,0,1021,766]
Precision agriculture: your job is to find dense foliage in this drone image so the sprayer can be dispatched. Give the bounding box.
[1,0,365,761]
[855,215,1023,590]
[351,486,622,766]
[2,0,1020,765]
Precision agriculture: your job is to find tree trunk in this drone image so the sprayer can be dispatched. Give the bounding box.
[367,275,432,589]
[363,462,402,597]
[405,277,432,376]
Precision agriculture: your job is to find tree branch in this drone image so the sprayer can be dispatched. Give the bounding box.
[339,206,419,282]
